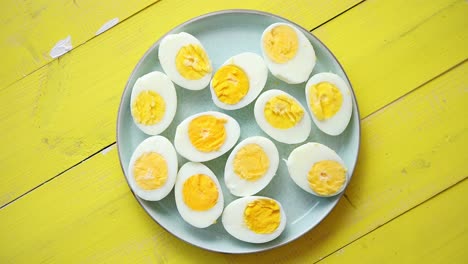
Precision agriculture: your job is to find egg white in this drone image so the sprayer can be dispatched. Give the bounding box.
[224,136,279,196]
[261,23,316,84]
[158,32,212,90]
[174,111,240,162]
[174,162,224,228]
[222,196,287,243]
[305,72,353,136]
[130,71,177,135]
[127,135,178,201]
[286,142,348,197]
[209,52,268,110]
[254,89,311,144]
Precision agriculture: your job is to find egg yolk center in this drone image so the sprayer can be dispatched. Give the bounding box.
[212,64,250,105]
[132,90,166,125]
[188,115,227,152]
[263,25,299,64]
[182,174,219,211]
[308,160,346,195]
[233,144,270,181]
[244,199,281,234]
[133,152,168,190]
[309,82,343,120]
[264,95,304,129]
[175,44,212,80]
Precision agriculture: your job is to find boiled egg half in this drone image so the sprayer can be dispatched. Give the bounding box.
[127,135,178,201]
[174,111,240,162]
[159,32,213,90]
[224,136,279,196]
[222,196,287,243]
[175,162,224,228]
[305,72,353,135]
[286,142,348,197]
[254,89,311,144]
[130,71,177,135]
[261,23,316,84]
[210,52,268,110]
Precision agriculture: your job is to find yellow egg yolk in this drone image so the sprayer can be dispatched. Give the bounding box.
[132,90,166,125]
[188,115,227,152]
[175,44,212,80]
[263,25,299,64]
[244,199,281,234]
[233,144,270,181]
[308,160,346,195]
[264,95,304,129]
[182,174,219,211]
[309,82,343,120]
[133,152,168,190]
[212,64,250,105]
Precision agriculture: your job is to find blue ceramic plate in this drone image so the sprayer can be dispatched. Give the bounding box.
[117,10,360,253]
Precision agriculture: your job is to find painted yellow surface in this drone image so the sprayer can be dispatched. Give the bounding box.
[0,0,159,89]
[321,180,468,264]
[0,59,466,263]
[0,0,362,207]
[0,0,358,90]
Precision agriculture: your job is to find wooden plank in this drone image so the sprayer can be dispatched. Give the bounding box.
[314,0,468,117]
[0,0,359,89]
[0,0,362,207]
[319,180,468,264]
[0,58,466,263]
[0,0,159,88]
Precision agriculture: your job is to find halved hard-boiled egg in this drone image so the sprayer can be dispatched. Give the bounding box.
[224,136,279,196]
[175,162,224,228]
[174,111,240,162]
[222,196,287,243]
[305,72,353,136]
[286,142,348,197]
[127,135,178,201]
[261,23,316,84]
[210,52,268,110]
[130,71,177,135]
[159,32,213,90]
[254,89,311,144]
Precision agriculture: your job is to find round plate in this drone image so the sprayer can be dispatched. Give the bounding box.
[117,10,360,253]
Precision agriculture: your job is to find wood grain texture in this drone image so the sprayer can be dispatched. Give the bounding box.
[0,0,159,89]
[0,0,361,207]
[0,59,466,263]
[319,179,468,264]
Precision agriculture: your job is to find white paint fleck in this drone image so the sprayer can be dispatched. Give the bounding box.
[101,145,115,155]
[96,18,119,36]
[49,35,72,58]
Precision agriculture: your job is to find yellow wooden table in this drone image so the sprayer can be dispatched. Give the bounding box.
[1,0,467,262]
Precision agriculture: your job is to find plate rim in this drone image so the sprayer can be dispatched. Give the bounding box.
[116,8,362,254]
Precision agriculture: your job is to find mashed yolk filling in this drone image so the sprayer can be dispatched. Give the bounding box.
[183,174,219,211]
[233,144,270,181]
[264,95,304,129]
[263,25,299,64]
[308,160,346,195]
[212,64,249,105]
[309,82,343,120]
[133,152,168,190]
[175,44,212,80]
[244,199,280,234]
[132,90,166,125]
[188,115,227,152]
